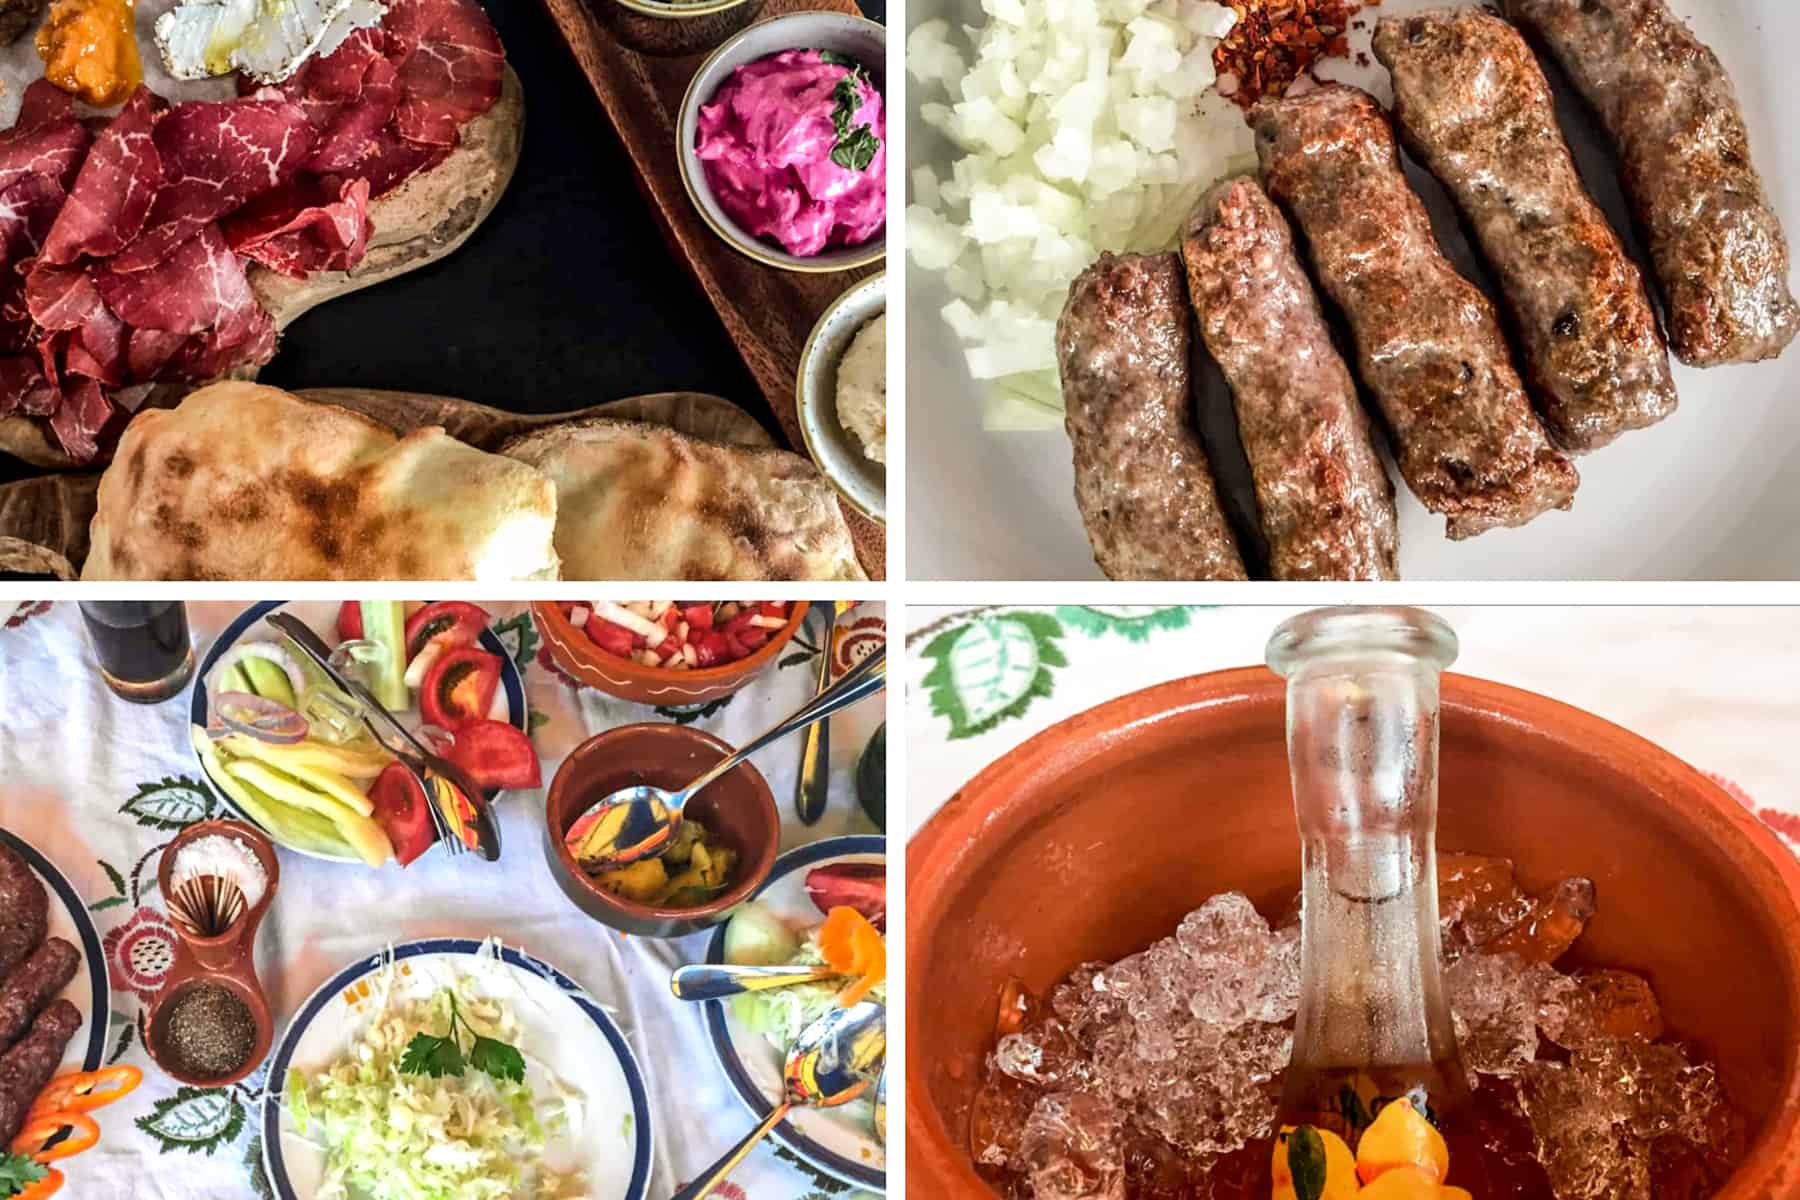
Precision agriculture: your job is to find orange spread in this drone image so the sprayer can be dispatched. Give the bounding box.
[36,0,142,108]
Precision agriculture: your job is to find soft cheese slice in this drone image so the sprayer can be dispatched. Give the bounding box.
[155,0,387,84]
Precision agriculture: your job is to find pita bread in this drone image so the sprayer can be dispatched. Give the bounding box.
[84,382,560,580]
[500,417,867,581]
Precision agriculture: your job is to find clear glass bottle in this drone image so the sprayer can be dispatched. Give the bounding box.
[1265,607,1469,1144]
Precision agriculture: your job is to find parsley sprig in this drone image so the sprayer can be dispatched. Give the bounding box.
[398,993,526,1084]
[826,61,882,173]
[0,1153,47,1197]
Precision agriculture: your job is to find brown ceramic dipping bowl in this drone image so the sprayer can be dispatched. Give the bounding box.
[593,0,765,59]
[532,601,809,706]
[545,723,779,937]
[146,820,279,1087]
[907,668,1800,1198]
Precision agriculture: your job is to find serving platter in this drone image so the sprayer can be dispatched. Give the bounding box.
[0,829,111,1075]
[540,0,887,579]
[703,834,887,1191]
[905,0,1800,580]
[191,601,528,864]
[263,938,654,1200]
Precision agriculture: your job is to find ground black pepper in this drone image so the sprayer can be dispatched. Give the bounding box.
[160,982,255,1079]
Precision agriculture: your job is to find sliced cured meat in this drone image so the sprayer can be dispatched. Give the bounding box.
[41,87,167,267]
[357,129,447,197]
[0,937,78,1052]
[113,96,315,272]
[308,57,400,173]
[13,81,74,134]
[96,225,256,335]
[48,376,112,459]
[24,261,104,331]
[0,355,54,418]
[66,301,129,386]
[0,998,80,1146]
[224,175,371,276]
[175,300,276,379]
[127,327,190,378]
[0,174,65,267]
[0,844,47,979]
[386,0,503,147]
[0,112,88,195]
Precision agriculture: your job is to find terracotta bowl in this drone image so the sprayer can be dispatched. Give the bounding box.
[544,723,779,938]
[532,601,809,706]
[146,820,279,1087]
[907,668,1800,1198]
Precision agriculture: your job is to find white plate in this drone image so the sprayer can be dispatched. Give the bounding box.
[263,939,653,1200]
[704,835,887,1191]
[905,0,1800,580]
[799,272,889,525]
[0,830,111,1075]
[191,601,528,864]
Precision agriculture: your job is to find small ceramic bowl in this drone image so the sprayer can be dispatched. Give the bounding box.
[797,272,886,524]
[532,600,809,706]
[544,724,779,938]
[594,0,765,59]
[676,13,887,273]
[146,820,279,1087]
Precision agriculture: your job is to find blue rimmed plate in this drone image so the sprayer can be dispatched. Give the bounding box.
[704,834,887,1192]
[262,938,653,1200]
[191,601,528,863]
[0,829,110,1074]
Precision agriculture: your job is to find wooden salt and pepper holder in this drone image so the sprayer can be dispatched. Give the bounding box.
[145,820,280,1087]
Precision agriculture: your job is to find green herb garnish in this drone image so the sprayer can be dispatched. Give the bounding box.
[399,994,526,1084]
[0,1153,47,1196]
[1286,1126,1329,1200]
[818,49,858,68]
[828,70,881,173]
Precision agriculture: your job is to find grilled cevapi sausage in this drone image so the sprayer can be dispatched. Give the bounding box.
[0,998,79,1145]
[1501,0,1799,365]
[1374,8,1676,453]
[1057,252,1249,580]
[0,842,47,981]
[1181,177,1399,580]
[1249,85,1579,540]
[0,938,77,1052]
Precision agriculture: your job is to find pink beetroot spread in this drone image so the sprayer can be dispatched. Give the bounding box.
[695,49,885,258]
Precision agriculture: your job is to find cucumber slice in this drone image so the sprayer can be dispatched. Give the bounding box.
[240,655,296,709]
[359,601,410,711]
[219,662,253,695]
[722,901,801,966]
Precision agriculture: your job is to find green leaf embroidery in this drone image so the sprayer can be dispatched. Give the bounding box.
[655,696,733,725]
[489,612,540,671]
[120,776,216,830]
[921,613,1066,740]
[89,858,128,912]
[134,1086,245,1155]
[107,1015,136,1065]
[245,1134,273,1200]
[1054,605,1201,642]
[778,651,813,669]
[528,710,550,733]
[1287,1125,1328,1200]
[774,1143,851,1193]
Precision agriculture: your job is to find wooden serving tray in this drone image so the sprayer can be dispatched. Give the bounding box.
[539,0,887,578]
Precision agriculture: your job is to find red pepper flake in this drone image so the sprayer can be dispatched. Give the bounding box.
[1212,0,1373,107]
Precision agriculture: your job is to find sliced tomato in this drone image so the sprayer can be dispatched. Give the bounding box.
[805,862,886,930]
[585,617,635,658]
[421,647,502,731]
[336,600,364,642]
[404,601,491,660]
[369,763,437,867]
[445,719,541,791]
[682,603,713,631]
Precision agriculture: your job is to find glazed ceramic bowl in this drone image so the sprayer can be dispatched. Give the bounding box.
[676,13,887,273]
[532,601,809,706]
[594,0,765,59]
[907,669,1800,1197]
[797,272,886,524]
[545,724,779,938]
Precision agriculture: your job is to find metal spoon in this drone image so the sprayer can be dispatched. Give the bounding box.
[670,1001,885,1200]
[566,647,886,870]
[794,600,855,825]
[668,962,849,1002]
[873,1065,886,1145]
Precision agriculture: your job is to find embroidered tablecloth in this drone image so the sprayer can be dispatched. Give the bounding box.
[904,604,1799,851]
[0,599,887,1200]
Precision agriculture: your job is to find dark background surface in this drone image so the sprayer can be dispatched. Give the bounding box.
[0,0,882,486]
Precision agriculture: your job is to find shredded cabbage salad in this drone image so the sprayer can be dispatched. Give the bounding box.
[285,956,588,1200]
[907,0,1254,427]
[733,926,889,1054]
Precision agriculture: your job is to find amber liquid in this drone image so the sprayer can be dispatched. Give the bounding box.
[80,601,193,704]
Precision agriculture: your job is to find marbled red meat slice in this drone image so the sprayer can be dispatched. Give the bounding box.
[15,82,75,133]
[47,375,110,460]
[308,57,401,173]
[386,0,503,147]
[41,88,166,267]
[0,114,88,195]
[95,225,258,335]
[111,97,314,272]
[175,302,276,379]
[358,129,447,197]
[0,271,33,355]
[0,175,66,267]
[127,327,188,378]
[0,355,54,417]
[65,301,128,386]
[224,175,371,277]
[24,262,103,332]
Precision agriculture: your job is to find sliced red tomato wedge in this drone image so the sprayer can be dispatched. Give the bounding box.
[805,862,886,930]
[445,719,541,791]
[336,600,364,642]
[421,647,502,730]
[404,601,491,660]
[369,763,436,866]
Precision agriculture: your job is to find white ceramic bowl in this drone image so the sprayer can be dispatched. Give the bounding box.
[677,12,887,273]
[798,272,887,523]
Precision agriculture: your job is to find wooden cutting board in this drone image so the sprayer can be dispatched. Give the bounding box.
[539,0,887,578]
[0,65,528,471]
